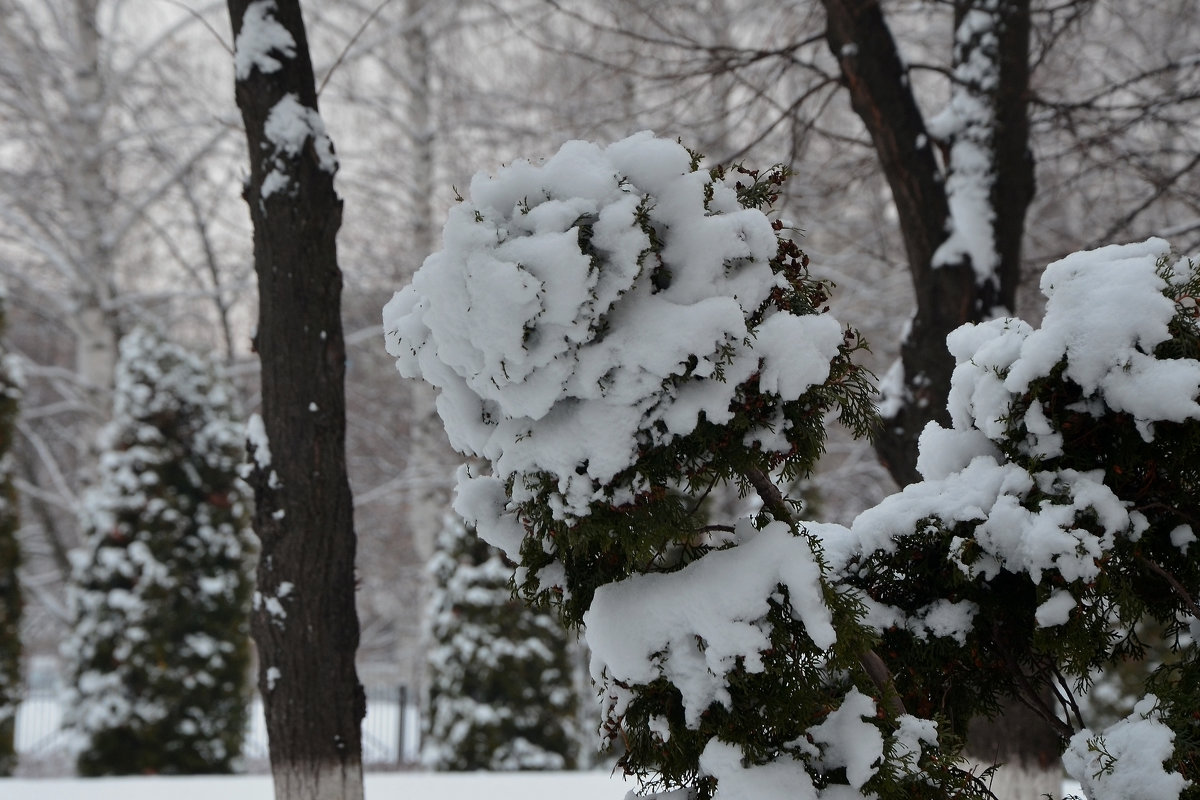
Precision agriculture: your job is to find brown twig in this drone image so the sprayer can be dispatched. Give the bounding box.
[1137,553,1200,621]
[745,464,795,523]
[695,524,737,534]
[1051,664,1085,731]
[860,649,907,718]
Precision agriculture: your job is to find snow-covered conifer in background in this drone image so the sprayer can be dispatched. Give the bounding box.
[387,134,983,798]
[0,291,21,777]
[64,327,255,776]
[423,513,580,771]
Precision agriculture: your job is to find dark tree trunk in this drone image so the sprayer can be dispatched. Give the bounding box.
[0,324,18,778]
[820,0,1035,487]
[820,0,1055,789]
[226,2,365,797]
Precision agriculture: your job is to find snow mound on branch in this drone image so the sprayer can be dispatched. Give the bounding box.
[847,240,1200,633]
[694,689,905,799]
[584,520,834,727]
[853,458,1130,588]
[1063,695,1190,800]
[947,238,1200,445]
[385,132,843,525]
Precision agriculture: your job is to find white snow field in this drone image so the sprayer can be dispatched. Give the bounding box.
[0,772,1086,799]
[0,771,634,800]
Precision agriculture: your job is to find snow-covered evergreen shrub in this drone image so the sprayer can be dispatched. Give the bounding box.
[0,293,21,777]
[387,134,984,799]
[64,327,255,776]
[385,132,875,613]
[843,240,1200,797]
[423,514,580,771]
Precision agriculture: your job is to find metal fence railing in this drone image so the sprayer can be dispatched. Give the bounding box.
[15,684,421,766]
[14,689,74,756]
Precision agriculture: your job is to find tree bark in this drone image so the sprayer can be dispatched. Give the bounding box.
[820,0,1034,487]
[226,2,365,798]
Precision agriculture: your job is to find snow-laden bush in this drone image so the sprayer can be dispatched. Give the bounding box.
[64,327,255,775]
[842,239,1200,796]
[0,292,20,777]
[385,132,874,616]
[387,131,1200,798]
[423,514,580,771]
[386,133,981,799]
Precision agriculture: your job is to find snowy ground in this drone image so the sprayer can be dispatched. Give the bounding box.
[0,771,634,800]
[13,686,1085,797]
[0,771,1086,799]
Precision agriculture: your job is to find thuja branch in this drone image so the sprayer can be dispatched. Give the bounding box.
[746,465,793,523]
[746,464,907,717]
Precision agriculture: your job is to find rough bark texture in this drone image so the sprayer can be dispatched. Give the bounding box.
[821,0,1054,786]
[227,2,365,798]
[820,0,1034,487]
[0,299,19,777]
[978,0,1035,313]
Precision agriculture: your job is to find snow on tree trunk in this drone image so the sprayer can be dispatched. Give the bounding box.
[423,514,581,771]
[0,292,21,777]
[227,2,365,797]
[820,0,1034,488]
[64,327,255,775]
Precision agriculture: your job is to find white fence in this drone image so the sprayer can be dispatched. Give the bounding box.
[15,685,422,765]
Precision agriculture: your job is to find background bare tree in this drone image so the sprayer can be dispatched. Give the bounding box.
[513,0,1199,504]
[0,0,254,672]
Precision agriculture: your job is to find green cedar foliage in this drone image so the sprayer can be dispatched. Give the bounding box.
[423,514,581,771]
[65,327,255,775]
[395,133,1200,796]
[847,252,1200,794]
[547,168,979,797]
[393,139,989,798]
[0,295,20,777]
[515,164,877,623]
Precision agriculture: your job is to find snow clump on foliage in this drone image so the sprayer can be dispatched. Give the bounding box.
[841,239,1200,799]
[1064,695,1189,800]
[386,133,967,800]
[385,131,844,532]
